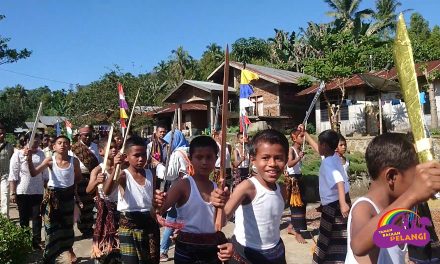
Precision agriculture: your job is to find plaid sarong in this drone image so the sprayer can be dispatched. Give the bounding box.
[312,193,351,264]
[119,212,160,264]
[42,186,75,263]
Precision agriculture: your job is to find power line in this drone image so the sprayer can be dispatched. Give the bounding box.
[0,67,76,86]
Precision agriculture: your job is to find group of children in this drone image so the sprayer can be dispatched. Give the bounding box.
[19,124,440,264]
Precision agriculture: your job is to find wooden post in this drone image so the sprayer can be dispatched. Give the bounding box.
[214,46,229,231]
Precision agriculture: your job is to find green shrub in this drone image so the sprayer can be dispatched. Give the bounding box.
[347,151,368,177]
[0,216,32,264]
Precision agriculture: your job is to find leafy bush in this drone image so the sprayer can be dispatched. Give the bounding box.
[0,216,32,264]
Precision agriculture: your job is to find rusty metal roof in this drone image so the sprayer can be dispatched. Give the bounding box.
[297,59,440,96]
[207,61,311,84]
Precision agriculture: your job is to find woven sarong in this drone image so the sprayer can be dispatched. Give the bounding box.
[92,197,119,259]
[312,193,351,264]
[42,186,75,264]
[76,173,95,235]
[288,174,307,232]
[229,236,286,264]
[119,212,160,264]
[174,231,227,264]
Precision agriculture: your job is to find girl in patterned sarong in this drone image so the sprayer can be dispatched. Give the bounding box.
[86,137,120,261]
[27,135,82,263]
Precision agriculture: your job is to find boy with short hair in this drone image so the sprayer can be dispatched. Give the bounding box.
[87,137,120,261]
[312,129,351,263]
[153,135,232,264]
[346,133,440,263]
[212,129,289,264]
[27,135,82,263]
[336,134,349,176]
[103,136,159,264]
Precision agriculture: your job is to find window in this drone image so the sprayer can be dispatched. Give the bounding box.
[320,102,329,122]
[340,101,349,121]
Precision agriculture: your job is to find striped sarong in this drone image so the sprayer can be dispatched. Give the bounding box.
[42,185,75,263]
[312,193,351,264]
[77,173,95,236]
[119,212,160,264]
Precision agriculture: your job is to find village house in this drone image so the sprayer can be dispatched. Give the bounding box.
[160,80,235,136]
[297,60,440,135]
[161,62,313,135]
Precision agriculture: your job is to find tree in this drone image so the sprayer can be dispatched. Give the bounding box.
[409,12,430,40]
[324,0,374,30]
[199,43,224,79]
[231,37,270,64]
[0,15,31,65]
[0,85,29,130]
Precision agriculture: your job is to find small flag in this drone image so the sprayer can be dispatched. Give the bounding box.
[118,83,129,128]
[65,120,73,141]
[239,69,259,132]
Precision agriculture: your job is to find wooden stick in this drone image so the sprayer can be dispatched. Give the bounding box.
[113,86,142,181]
[29,102,43,148]
[215,45,229,232]
[98,125,114,189]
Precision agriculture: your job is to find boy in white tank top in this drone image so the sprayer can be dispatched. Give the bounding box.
[86,137,120,261]
[153,136,233,264]
[211,129,289,264]
[26,135,82,263]
[346,133,440,264]
[103,136,159,264]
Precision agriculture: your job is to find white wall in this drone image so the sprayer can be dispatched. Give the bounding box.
[315,80,440,135]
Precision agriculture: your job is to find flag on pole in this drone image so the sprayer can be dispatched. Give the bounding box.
[118,83,129,128]
[239,69,259,132]
[65,120,73,141]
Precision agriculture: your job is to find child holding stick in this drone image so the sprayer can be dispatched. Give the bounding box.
[103,136,159,264]
[87,137,120,261]
[153,136,232,264]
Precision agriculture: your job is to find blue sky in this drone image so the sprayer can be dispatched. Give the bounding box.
[1,0,439,91]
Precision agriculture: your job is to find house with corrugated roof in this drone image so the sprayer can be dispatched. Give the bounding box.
[208,61,312,131]
[297,60,440,135]
[162,62,312,135]
[161,80,236,136]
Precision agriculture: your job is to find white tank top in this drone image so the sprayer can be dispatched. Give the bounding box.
[176,176,217,233]
[235,146,250,169]
[97,163,118,202]
[345,197,407,264]
[286,147,302,175]
[234,177,284,250]
[117,169,153,212]
[215,142,231,168]
[48,156,75,188]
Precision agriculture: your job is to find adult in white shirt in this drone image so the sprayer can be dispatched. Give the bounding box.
[8,136,47,249]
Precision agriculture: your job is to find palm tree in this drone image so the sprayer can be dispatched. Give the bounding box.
[324,0,374,30]
[367,0,409,37]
